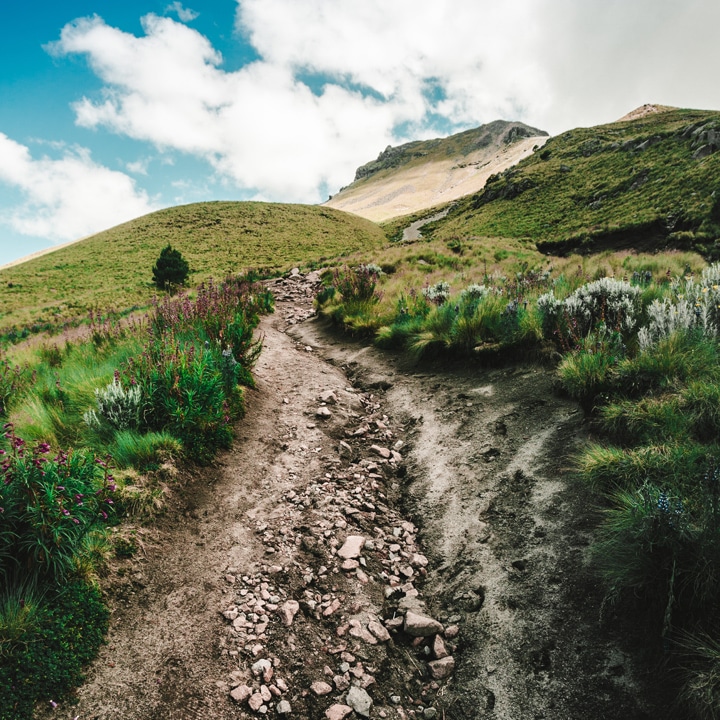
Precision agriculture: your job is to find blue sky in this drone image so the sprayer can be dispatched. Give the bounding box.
[1,0,719,266]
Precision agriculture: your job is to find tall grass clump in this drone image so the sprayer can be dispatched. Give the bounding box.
[317,264,384,335]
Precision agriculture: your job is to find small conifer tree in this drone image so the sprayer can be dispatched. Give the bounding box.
[152,244,190,290]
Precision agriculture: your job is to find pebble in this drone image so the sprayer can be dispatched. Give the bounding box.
[346,686,374,717]
[428,656,456,680]
[325,704,353,720]
[277,699,292,715]
[404,611,444,637]
[311,680,333,696]
[337,535,365,559]
[230,684,252,703]
[278,599,300,626]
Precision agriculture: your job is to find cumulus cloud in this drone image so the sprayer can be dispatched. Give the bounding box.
[43,0,720,208]
[165,2,199,23]
[0,133,158,242]
[50,3,550,203]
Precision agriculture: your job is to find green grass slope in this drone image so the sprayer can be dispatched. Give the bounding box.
[0,201,385,334]
[421,108,720,255]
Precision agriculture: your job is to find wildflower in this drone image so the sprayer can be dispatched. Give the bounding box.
[657,492,670,513]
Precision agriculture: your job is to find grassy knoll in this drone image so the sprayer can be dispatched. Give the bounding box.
[0,201,385,336]
[414,108,720,255]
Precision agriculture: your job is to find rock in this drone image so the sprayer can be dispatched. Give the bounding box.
[424,708,438,719]
[337,535,365,559]
[334,674,350,691]
[404,611,444,637]
[370,445,391,459]
[349,618,378,644]
[260,685,272,702]
[320,390,338,404]
[368,620,391,642]
[230,684,252,703]
[277,699,292,715]
[341,559,359,571]
[278,600,300,626]
[252,658,272,676]
[444,624,460,639]
[316,406,333,419]
[339,441,353,459]
[428,656,455,680]
[248,692,265,711]
[346,686,373,717]
[325,705,353,720]
[433,635,449,659]
[311,681,333,696]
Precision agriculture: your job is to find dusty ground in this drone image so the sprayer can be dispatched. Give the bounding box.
[39,272,671,720]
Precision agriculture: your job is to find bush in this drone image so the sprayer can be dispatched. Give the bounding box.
[0,580,109,720]
[0,426,116,582]
[152,244,190,290]
[83,372,142,433]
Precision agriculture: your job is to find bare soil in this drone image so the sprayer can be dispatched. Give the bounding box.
[39,272,670,720]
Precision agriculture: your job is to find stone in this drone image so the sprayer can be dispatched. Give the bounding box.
[433,635,449,659]
[349,619,378,645]
[368,620,391,642]
[320,390,338,404]
[428,656,455,680]
[339,441,353,458]
[316,406,333,418]
[230,684,252,703]
[311,680,333,696]
[260,685,272,702]
[337,535,365,559]
[325,704,353,720]
[278,600,300,626]
[346,686,374,717]
[424,708,438,719]
[444,624,460,639]
[370,445,391,459]
[334,674,350,691]
[252,658,272,676]
[248,692,265,711]
[341,559,360,571]
[404,611,444,637]
[277,699,292,715]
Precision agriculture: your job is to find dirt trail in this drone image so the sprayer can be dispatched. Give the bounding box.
[41,272,665,720]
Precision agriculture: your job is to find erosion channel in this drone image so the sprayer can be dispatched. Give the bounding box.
[44,271,665,720]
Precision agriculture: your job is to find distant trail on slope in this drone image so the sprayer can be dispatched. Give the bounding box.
[401,207,452,242]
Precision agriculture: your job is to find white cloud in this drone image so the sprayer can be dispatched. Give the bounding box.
[0,133,158,242]
[50,4,552,204]
[44,0,720,210]
[165,2,199,23]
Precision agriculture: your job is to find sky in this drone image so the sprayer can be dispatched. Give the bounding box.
[0,0,719,266]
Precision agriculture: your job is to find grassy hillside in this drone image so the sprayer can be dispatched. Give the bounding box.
[419,108,720,255]
[0,201,386,335]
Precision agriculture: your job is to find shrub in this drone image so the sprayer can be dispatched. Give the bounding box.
[0,580,109,720]
[422,281,451,306]
[152,244,190,290]
[83,372,142,433]
[538,277,641,347]
[0,426,116,582]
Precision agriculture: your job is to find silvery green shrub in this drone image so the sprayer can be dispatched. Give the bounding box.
[423,281,450,305]
[638,262,720,349]
[84,375,142,431]
[537,278,641,342]
[460,284,489,302]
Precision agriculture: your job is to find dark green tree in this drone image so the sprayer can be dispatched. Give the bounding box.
[152,245,190,290]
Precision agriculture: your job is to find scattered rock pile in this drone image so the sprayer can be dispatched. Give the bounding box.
[218,293,458,717]
[264,269,323,328]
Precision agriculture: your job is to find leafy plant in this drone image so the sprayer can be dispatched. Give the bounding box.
[83,372,142,433]
[0,426,116,582]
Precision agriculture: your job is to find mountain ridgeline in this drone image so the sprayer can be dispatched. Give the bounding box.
[353,120,548,182]
[411,107,720,257]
